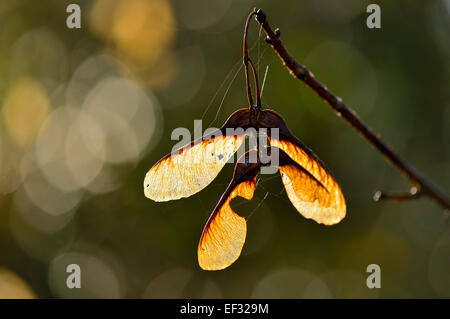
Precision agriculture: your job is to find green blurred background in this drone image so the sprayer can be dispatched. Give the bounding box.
[0,0,449,298]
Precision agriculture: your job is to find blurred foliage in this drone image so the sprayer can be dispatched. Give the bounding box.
[0,0,449,298]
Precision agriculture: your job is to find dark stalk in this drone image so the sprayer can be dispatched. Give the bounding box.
[243,11,262,110]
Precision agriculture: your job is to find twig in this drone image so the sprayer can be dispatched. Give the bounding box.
[253,8,450,210]
[373,186,422,203]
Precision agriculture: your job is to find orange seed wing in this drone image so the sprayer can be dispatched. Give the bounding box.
[198,151,260,271]
[198,179,255,270]
[271,139,346,225]
[144,133,244,201]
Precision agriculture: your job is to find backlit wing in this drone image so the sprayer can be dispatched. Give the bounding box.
[144,133,244,201]
[271,138,346,225]
[198,152,260,271]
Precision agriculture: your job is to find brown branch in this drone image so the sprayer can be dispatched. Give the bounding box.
[254,8,450,210]
[373,186,423,203]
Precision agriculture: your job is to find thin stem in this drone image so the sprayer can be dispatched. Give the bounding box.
[260,65,269,99]
[254,8,450,210]
[248,57,261,110]
[243,10,262,110]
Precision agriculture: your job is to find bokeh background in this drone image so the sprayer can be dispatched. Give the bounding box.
[0,0,449,298]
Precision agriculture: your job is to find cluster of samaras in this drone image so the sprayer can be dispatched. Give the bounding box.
[144,108,346,271]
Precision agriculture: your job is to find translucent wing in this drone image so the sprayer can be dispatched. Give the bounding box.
[198,152,260,270]
[272,138,346,225]
[143,108,253,202]
[144,132,244,201]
